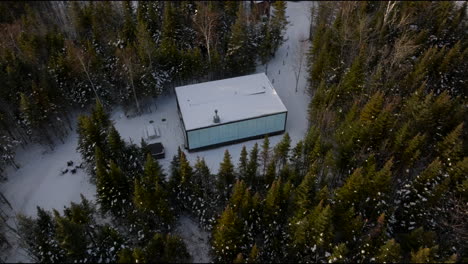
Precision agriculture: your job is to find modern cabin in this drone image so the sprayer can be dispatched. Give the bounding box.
[175,73,287,151]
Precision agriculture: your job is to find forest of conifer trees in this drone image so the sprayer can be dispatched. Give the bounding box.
[0,1,467,263]
[0,1,287,175]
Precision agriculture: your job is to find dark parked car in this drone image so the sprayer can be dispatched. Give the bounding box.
[148,142,165,159]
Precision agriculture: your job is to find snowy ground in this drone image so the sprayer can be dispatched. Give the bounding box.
[0,1,313,262]
[175,215,212,263]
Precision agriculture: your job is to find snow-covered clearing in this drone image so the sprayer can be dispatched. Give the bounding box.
[0,1,313,262]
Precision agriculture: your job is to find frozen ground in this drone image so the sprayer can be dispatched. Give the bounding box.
[0,1,313,262]
[176,215,212,263]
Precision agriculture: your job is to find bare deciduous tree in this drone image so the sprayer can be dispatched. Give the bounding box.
[193,2,220,64]
[390,33,420,68]
[116,45,142,114]
[291,34,308,93]
[65,40,102,104]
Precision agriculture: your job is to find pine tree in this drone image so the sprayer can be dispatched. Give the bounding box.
[143,153,164,185]
[212,205,242,262]
[135,18,156,68]
[121,1,136,44]
[229,180,248,211]
[179,150,192,185]
[265,160,277,187]
[94,225,124,262]
[375,239,401,263]
[18,207,65,262]
[218,150,235,199]
[169,147,182,189]
[161,234,190,263]
[359,91,384,124]
[410,247,437,263]
[95,146,113,213]
[259,19,273,65]
[53,209,87,262]
[290,140,306,179]
[260,135,270,176]
[238,146,248,181]
[135,154,173,228]
[339,48,366,100]
[159,2,179,68]
[107,160,130,216]
[401,133,426,166]
[437,122,463,164]
[193,157,215,202]
[246,143,259,187]
[274,132,291,169]
[226,4,256,76]
[289,200,333,261]
[328,243,348,263]
[107,125,124,162]
[117,248,134,263]
[248,244,260,263]
[270,1,288,53]
[295,167,318,213]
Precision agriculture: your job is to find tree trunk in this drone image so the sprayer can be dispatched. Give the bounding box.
[128,64,141,114]
[78,56,101,104]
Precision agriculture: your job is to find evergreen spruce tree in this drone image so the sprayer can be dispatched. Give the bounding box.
[95,146,113,213]
[238,146,248,181]
[53,209,88,262]
[437,122,463,164]
[295,167,318,213]
[135,18,156,68]
[161,234,190,263]
[107,125,124,162]
[229,180,248,211]
[218,150,235,199]
[246,143,259,187]
[375,239,402,263]
[290,140,305,179]
[107,160,130,216]
[193,157,215,205]
[265,160,277,187]
[226,4,256,76]
[270,1,288,53]
[133,154,172,228]
[274,132,291,169]
[289,201,333,261]
[169,147,182,189]
[260,135,270,177]
[259,20,273,65]
[212,205,242,262]
[328,243,348,263]
[117,248,134,263]
[121,1,136,44]
[17,207,64,262]
[248,244,260,263]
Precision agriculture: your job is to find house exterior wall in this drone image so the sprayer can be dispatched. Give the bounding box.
[186,112,287,150]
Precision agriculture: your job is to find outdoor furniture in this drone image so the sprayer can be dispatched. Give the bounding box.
[147,142,165,159]
[145,124,161,140]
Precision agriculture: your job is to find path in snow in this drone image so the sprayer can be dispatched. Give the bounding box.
[176,215,212,263]
[0,1,313,262]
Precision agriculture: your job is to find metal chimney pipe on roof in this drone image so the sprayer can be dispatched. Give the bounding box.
[213,109,220,123]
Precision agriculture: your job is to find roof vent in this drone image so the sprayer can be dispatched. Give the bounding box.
[213,109,220,123]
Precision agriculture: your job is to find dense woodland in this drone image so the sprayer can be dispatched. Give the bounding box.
[0,1,287,176]
[0,1,467,263]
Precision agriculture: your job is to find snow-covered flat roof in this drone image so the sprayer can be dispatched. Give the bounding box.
[175,73,287,131]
